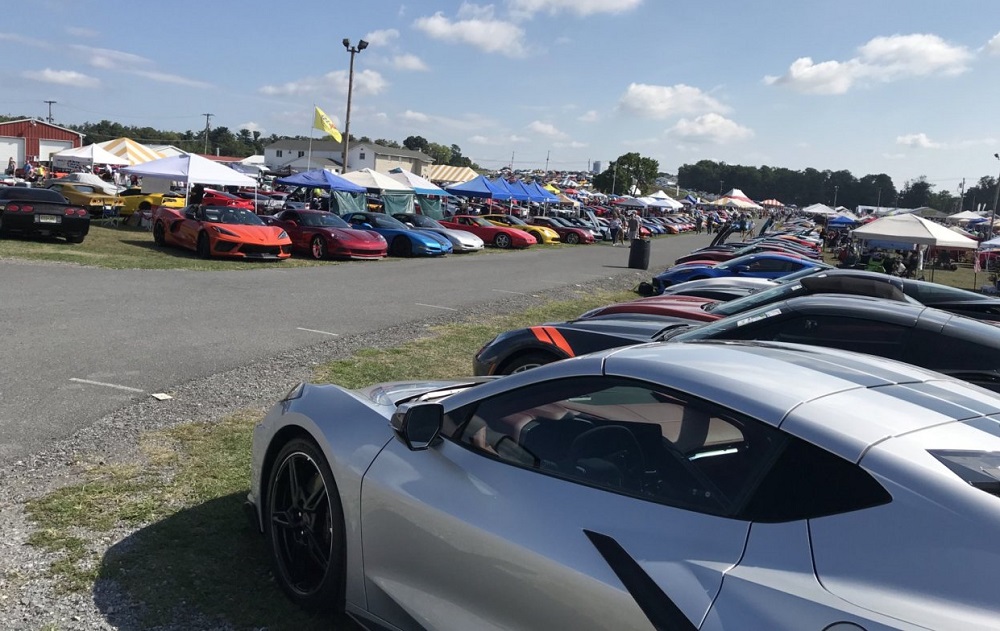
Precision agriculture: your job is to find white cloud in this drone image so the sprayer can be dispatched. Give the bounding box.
[577,109,599,123]
[528,120,569,139]
[72,45,150,69]
[238,121,264,133]
[132,70,212,88]
[402,110,431,123]
[413,8,527,57]
[896,133,942,149]
[508,0,642,17]
[364,29,399,47]
[24,68,100,88]
[66,27,98,38]
[260,69,388,97]
[668,113,753,144]
[469,134,528,145]
[986,31,1000,55]
[0,32,49,48]
[765,33,973,95]
[553,140,588,148]
[392,53,428,71]
[618,83,729,119]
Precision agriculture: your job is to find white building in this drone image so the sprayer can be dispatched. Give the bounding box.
[263,139,432,175]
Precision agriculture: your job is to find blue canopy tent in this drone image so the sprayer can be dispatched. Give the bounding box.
[445,175,511,200]
[275,169,367,214]
[491,178,530,202]
[513,180,546,204]
[828,214,857,227]
[526,180,560,204]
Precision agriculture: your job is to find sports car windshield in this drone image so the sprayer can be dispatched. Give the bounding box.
[465,216,494,227]
[203,207,265,226]
[707,282,808,316]
[300,213,349,228]
[501,215,528,226]
[406,215,444,229]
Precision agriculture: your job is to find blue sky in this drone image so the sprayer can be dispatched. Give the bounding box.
[2,0,999,193]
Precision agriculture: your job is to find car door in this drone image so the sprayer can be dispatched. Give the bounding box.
[360,375,764,631]
[174,206,203,250]
[725,314,910,360]
[279,211,306,248]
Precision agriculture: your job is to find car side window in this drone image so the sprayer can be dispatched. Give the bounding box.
[443,377,787,517]
[740,315,908,360]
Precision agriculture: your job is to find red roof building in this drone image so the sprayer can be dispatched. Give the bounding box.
[0,119,84,166]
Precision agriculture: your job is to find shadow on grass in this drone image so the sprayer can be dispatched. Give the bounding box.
[95,492,357,631]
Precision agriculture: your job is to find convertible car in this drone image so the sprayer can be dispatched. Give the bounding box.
[439,214,535,249]
[482,213,561,244]
[45,181,124,216]
[249,341,1000,630]
[152,205,291,259]
[263,209,387,260]
[342,212,452,257]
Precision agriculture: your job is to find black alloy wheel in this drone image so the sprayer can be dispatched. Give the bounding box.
[391,236,412,257]
[494,232,512,249]
[265,438,346,613]
[196,231,211,259]
[152,221,166,246]
[566,232,581,244]
[311,235,327,260]
[501,351,557,375]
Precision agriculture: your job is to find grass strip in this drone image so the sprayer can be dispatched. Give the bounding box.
[23,288,634,629]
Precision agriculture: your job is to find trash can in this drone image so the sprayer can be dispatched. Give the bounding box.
[628,238,650,270]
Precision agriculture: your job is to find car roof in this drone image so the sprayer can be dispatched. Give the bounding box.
[602,341,1000,460]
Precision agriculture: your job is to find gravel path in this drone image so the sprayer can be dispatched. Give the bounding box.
[0,271,644,630]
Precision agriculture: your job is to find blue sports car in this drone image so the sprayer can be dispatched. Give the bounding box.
[342,212,452,257]
[653,252,829,294]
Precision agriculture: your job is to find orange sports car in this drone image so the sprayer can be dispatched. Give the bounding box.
[152,205,291,260]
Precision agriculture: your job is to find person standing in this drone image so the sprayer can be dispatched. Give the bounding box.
[5,157,14,176]
[626,211,640,243]
[608,211,622,246]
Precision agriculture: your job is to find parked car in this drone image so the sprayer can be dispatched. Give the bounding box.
[152,205,291,260]
[482,213,560,244]
[0,186,90,243]
[653,253,830,294]
[391,213,485,253]
[200,189,255,210]
[263,209,387,260]
[45,182,124,217]
[249,340,1000,630]
[118,187,186,216]
[474,294,1000,393]
[529,215,595,244]
[439,214,535,249]
[342,211,452,257]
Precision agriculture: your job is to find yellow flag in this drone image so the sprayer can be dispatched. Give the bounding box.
[313,106,343,142]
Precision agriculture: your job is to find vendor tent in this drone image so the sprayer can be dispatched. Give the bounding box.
[828,214,857,227]
[446,175,511,200]
[340,168,414,214]
[615,197,648,209]
[276,168,367,214]
[389,168,452,218]
[491,178,530,202]
[851,213,978,249]
[712,188,763,210]
[760,198,784,207]
[802,203,837,216]
[948,210,984,224]
[95,138,164,165]
[51,144,130,170]
[423,164,479,185]
[123,153,257,187]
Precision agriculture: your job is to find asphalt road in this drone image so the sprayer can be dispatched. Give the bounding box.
[0,234,708,460]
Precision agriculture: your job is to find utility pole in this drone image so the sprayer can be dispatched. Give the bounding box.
[990,154,1000,238]
[544,150,550,174]
[202,113,213,154]
[341,38,368,173]
[43,100,56,124]
[958,178,966,213]
[509,150,515,171]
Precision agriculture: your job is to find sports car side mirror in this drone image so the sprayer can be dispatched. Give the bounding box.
[732,264,749,274]
[390,402,443,451]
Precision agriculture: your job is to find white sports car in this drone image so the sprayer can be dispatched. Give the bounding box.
[248,341,1000,630]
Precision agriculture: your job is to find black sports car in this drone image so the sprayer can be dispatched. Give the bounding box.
[473,295,1000,393]
[0,186,90,243]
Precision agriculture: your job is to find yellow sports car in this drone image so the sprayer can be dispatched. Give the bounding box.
[118,188,186,217]
[45,182,124,217]
[482,213,560,244]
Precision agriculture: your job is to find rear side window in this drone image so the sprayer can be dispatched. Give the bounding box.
[906,325,1000,371]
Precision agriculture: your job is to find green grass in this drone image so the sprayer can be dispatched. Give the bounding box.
[23,289,634,629]
[822,250,986,291]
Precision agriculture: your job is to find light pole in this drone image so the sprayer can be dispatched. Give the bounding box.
[833,185,839,209]
[990,153,1000,238]
[876,186,882,212]
[611,162,617,196]
[341,38,368,174]
[719,180,724,196]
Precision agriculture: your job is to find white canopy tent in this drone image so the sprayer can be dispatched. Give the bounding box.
[122,154,257,187]
[947,210,984,224]
[801,203,837,216]
[851,213,978,249]
[51,144,130,170]
[339,168,414,192]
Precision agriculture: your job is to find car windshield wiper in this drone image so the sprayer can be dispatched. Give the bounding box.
[653,324,696,341]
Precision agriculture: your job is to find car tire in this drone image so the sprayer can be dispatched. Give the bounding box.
[264,437,346,614]
[500,351,557,375]
[391,236,412,257]
[153,221,166,246]
[494,233,512,249]
[566,232,580,245]
[66,235,85,244]
[139,202,152,211]
[311,235,327,260]
[196,231,211,259]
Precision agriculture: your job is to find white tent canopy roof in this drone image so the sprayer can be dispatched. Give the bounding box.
[95,138,164,165]
[948,210,984,223]
[802,203,837,216]
[51,144,130,166]
[851,213,978,249]
[122,153,257,187]
[340,168,413,192]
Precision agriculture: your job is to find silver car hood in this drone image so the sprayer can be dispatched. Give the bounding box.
[358,378,493,406]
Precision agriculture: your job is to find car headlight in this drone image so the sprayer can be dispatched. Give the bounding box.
[278,230,288,240]
[213,226,239,237]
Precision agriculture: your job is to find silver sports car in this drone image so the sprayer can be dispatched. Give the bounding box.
[248,341,1000,630]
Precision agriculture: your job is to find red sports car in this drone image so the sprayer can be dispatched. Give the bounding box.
[152,205,291,260]
[439,215,535,248]
[263,209,387,260]
[201,189,256,210]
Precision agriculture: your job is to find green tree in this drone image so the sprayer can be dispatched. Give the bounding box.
[594,153,658,195]
[426,142,452,165]
[403,135,429,152]
[898,176,933,209]
[374,138,400,148]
